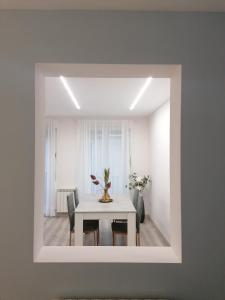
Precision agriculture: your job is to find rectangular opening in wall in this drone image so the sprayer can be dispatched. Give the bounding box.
[34,64,181,263]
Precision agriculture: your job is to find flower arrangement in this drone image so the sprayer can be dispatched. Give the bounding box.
[90,168,112,202]
[128,172,151,192]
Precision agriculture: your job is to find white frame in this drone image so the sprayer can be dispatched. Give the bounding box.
[34,64,182,263]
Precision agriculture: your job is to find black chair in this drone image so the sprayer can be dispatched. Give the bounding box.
[111,194,143,246]
[74,188,79,208]
[73,188,100,242]
[67,193,99,246]
[113,189,139,224]
[139,196,145,223]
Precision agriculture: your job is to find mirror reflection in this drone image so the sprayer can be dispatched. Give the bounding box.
[43,76,170,247]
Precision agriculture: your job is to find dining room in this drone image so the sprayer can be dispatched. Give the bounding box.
[43,75,171,247]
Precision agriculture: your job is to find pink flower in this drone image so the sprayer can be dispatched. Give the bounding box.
[106,182,111,189]
[93,180,99,185]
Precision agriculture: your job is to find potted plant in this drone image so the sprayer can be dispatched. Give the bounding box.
[128,172,151,222]
[128,172,151,193]
[90,168,112,203]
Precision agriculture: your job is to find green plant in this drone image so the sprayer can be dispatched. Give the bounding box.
[128,172,151,192]
[104,168,110,186]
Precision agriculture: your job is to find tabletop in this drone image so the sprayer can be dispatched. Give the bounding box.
[76,194,136,213]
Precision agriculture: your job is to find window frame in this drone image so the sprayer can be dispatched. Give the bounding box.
[34,63,182,263]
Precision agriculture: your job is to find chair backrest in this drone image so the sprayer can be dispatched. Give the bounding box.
[67,193,75,232]
[74,188,79,208]
[132,189,139,209]
[136,194,143,232]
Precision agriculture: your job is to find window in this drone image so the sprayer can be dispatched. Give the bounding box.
[78,120,130,195]
[34,63,181,263]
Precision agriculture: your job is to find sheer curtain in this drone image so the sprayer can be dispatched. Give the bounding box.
[44,119,57,216]
[77,119,131,195]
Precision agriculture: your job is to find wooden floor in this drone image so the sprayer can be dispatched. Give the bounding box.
[44,214,169,246]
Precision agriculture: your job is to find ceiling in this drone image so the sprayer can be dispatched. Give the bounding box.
[0,0,225,11]
[45,77,170,117]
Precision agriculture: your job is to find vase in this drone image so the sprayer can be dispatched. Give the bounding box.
[138,190,145,222]
[100,188,111,202]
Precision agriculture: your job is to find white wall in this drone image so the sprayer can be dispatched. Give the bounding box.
[130,117,150,174]
[130,117,151,214]
[149,101,170,242]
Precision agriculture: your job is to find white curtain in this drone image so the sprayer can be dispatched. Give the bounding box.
[77,119,131,195]
[44,119,57,216]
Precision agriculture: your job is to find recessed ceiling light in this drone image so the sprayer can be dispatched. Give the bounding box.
[59,76,81,110]
[129,77,152,110]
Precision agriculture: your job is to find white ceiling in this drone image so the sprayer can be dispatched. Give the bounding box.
[45,77,170,117]
[0,0,224,11]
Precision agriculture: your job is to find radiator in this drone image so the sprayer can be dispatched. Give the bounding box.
[56,188,75,213]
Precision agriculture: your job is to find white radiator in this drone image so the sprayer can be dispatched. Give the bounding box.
[56,189,75,213]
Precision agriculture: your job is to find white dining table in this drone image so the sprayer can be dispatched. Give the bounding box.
[74,194,136,246]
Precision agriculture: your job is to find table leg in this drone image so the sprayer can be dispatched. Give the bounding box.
[127,212,136,246]
[74,213,83,246]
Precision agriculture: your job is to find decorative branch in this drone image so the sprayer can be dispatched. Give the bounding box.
[90,168,111,191]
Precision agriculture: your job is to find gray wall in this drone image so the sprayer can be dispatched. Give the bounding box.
[0,11,224,300]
